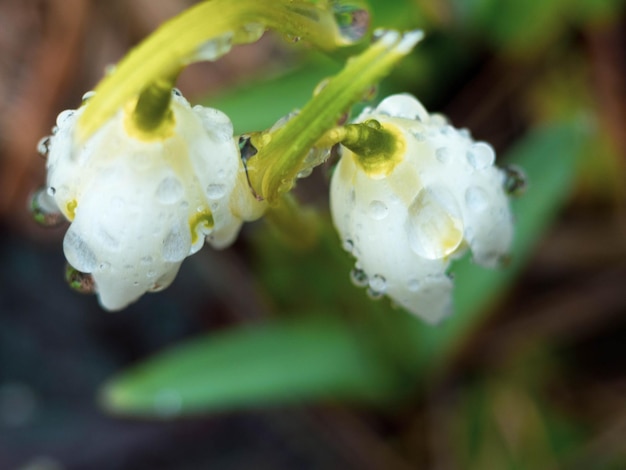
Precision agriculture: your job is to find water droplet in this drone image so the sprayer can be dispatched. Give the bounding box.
[466,142,495,170]
[234,23,265,43]
[435,147,450,164]
[342,238,354,253]
[406,186,464,259]
[55,109,74,127]
[37,136,51,157]
[366,287,384,300]
[364,119,382,130]
[206,183,226,199]
[350,267,369,287]
[377,94,429,121]
[411,130,426,142]
[297,167,314,179]
[162,225,191,262]
[194,32,233,61]
[81,91,96,103]
[154,389,182,418]
[98,262,110,271]
[63,229,98,272]
[465,186,489,212]
[156,177,184,204]
[171,88,182,97]
[369,274,387,293]
[146,270,157,279]
[64,264,96,294]
[407,279,420,291]
[30,189,65,228]
[313,78,331,96]
[368,200,388,220]
[333,2,370,43]
[140,256,153,265]
[502,165,527,197]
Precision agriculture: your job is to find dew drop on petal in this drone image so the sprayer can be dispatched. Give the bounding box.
[369,274,387,293]
[206,183,226,199]
[342,238,354,253]
[37,136,51,158]
[466,142,495,170]
[156,177,184,205]
[465,186,489,212]
[81,91,96,103]
[435,147,450,164]
[350,267,369,287]
[234,23,265,43]
[332,1,370,43]
[406,187,464,259]
[64,264,96,294]
[162,225,191,262]
[63,229,97,272]
[55,110,74,127]
[366,287,384,300]
[368,200,388,220]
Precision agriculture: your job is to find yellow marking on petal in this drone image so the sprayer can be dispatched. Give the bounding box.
[65,200,78,221]
[189,210,214,245]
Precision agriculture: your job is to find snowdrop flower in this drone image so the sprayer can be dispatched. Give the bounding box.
[330,94,515,324]
[44,91,263,310]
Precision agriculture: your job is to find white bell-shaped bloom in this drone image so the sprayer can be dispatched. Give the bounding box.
[45,91,263,310]
[330,93,514,324]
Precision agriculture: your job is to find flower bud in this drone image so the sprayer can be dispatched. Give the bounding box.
[45,91,262,310]
[330,94,514,324]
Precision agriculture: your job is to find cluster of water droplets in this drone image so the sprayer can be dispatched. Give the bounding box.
[331,1,370,44]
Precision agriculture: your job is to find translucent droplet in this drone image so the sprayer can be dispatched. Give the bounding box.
[350,267,369,287]
[314,78,331,96]
[37,136,51,157]
[172,88,182,97]
[156,177,184,205]
[406,186,464,259]
[369,274,387,293]
[465,186,489,212]
[297,167,314,179]
[162,225,191,262]
[194,32,233,61]
[205,183,225,200]
[368,200,388,220]
[366,287,384,300]
[333,2,370,43]
[411,130,426,142]
[502,165,527,197]
[234,23,265,43]
[407,279,420,291]
[98,262,110,271]
[64,264,96,294]
[81,91,96,103]
[63,229,98,272]
[342,238,354,253]
[140,256,153,265]
[466,142,495,170]
[30,189,64,228]
[377,94,429,121]
[435,147,450,164]
[55,109,74,127]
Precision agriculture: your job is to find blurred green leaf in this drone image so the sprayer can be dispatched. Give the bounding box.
[101,314,399,416]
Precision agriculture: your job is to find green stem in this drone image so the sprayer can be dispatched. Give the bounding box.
[264,194,320,250]
[78,0,355,141]
[246,30,423,202]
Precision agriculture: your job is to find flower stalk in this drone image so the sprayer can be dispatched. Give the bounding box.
[245,30,424,202]
[78,0,361,141]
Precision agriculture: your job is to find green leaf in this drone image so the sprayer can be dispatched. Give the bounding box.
[101,314,399,416]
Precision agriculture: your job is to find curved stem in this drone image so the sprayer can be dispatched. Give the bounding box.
[78,0,353,141]
[245,30,423,202]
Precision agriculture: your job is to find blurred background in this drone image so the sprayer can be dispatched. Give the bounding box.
[0,0,625,468]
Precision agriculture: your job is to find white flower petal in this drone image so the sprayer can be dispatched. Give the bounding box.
[46,91,262,310]
[331,93,515,323]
